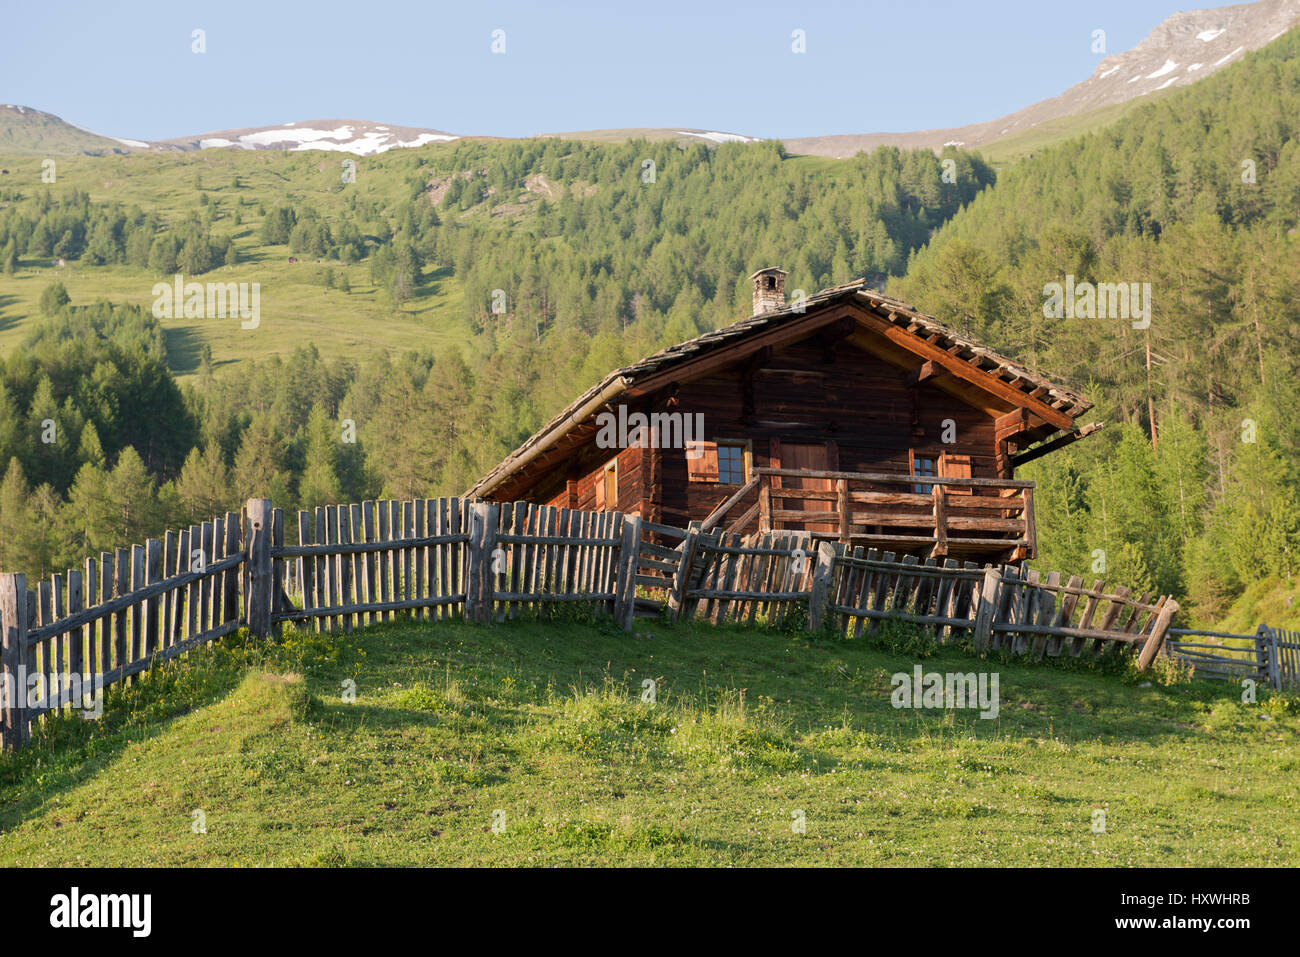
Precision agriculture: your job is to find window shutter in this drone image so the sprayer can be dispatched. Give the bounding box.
[941,453,973,495]
[594,471,607,510]
[686,441,719,482]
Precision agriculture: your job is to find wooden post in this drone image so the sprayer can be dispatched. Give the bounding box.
[464,501,498,623]
[972,565,1001,651]
[1136,598,1179,672]
[758,481,772,533]
[1022,486,1036,559]
[244,498,274,638]
[144,538,162,659]
[1254,624,1279,690]
[807,541,838,633]
[614,515,643,632]
[836,479,850,544]
[1,574,29,752]
[931,483,948,558]
[668,524,700,623]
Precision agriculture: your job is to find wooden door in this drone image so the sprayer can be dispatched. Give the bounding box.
[778,442,835,533]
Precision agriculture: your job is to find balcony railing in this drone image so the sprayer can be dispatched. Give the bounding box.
[701,467,1035,561]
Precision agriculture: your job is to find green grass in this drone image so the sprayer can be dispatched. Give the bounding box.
[1,612,1296,867]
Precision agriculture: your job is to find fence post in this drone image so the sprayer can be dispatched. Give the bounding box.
[668,523,700,623]
[972,565,1001,651]
[614,514,643,632]
[807,541,838,633]
[1255,623,1279,690]
[1136,598,1179,673]
[244,498,274,638]
[464,501,498,623]
[1,573,30,752]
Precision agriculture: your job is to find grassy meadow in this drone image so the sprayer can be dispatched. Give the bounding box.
[0,613,1295,867]
[0,146,479,378]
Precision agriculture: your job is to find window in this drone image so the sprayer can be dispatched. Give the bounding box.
[686,440,749,484]
[717,443,746,484]
[912,454,937,494]
[603,461,618,508]
[595,458,618,510]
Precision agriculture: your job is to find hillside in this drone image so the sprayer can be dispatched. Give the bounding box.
[784,0,1300,158]
[0,616,1295,866]
[0,104,131,156]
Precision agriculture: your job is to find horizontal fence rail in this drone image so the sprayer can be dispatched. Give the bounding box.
[1165,625,1299,690]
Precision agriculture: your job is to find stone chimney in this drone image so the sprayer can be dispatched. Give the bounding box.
[750,267,787,315]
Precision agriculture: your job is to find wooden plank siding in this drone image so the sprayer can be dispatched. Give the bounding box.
[503,334,1022,564]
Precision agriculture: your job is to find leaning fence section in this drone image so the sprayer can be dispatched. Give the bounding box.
[805,545,1174,663]
[676,529,816,629]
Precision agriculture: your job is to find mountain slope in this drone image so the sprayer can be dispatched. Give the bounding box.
[0,104,134,155]
[783,0,1300,157]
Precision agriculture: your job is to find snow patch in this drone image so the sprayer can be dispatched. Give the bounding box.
[1146,59,1178,79]
[1214,46,1244,66]
[1196,28,1226,42]
[1187,63,1204,71]
[675,130,757,144]
[397,133,459,147]
[1098,65,1120,79]
[1155,76,1179,90]
[113,137,148,148]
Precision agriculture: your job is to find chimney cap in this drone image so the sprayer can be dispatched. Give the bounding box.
[748,266,788,281]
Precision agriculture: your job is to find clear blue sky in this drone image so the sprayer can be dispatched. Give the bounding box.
[1,0,1239,140]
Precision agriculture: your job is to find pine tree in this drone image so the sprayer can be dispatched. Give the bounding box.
[0,458,37,575]
[39,281,70,315]
[103,446,162,547]
[298,404,342,510]
[233,415,290,504]
[175,444,234,523]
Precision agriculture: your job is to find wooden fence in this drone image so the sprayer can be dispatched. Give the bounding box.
[1166,626,1300,690]
[2,496,1192,752]
[0,510,244,751]
[807,544,1175,665]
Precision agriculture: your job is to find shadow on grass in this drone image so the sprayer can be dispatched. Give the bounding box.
[0,636,259,830]
[0,294,22,333]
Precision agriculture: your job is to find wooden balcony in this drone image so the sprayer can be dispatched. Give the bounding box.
[702,467,1035,564]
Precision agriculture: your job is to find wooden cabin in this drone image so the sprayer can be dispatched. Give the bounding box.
[467,269,1099,565]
